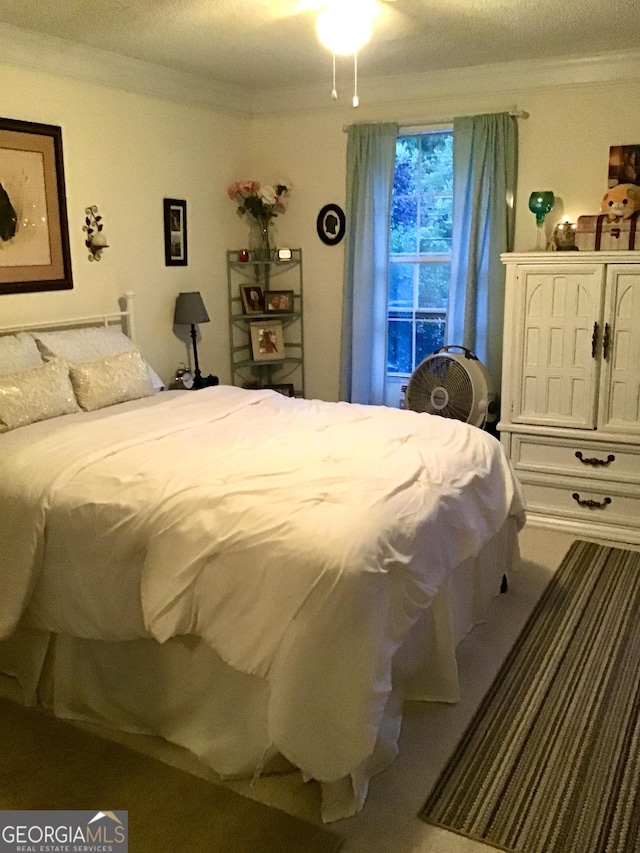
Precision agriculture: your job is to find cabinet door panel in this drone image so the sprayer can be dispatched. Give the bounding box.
[599,266,640,434]
[512,265,604,428]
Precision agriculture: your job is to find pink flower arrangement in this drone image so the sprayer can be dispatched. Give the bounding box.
[227,180,292,223]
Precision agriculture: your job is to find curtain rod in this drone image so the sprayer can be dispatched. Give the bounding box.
[342,108,529,132]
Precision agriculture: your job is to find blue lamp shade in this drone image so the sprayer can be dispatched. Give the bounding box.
[174,291,210,326]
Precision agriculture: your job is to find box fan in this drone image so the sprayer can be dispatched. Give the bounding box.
[404,346,498,429]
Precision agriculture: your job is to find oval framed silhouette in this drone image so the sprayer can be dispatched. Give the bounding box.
[317,203,346,246]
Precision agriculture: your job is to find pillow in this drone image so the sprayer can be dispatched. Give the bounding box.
[33,327,166,392]
[0,359,80,433]
[0,333,44,376]
[69,348,154,412]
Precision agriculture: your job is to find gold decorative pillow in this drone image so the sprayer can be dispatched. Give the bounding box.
[69,348,154,412]
[0,359,79,433]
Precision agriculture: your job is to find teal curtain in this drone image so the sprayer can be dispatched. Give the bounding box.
[340,122,398,404]
[447,113,518,391]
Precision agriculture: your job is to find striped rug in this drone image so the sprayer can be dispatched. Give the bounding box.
[419,539,640,853]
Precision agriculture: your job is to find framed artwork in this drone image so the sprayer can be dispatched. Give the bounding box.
[0,117,73,295]
[265,289,294,313]
[239,284,265,314]
[317,203,346,246]
[608,145,640,188]
[249,320,285,362]
[163,198,187,266]
[267,383,295,397]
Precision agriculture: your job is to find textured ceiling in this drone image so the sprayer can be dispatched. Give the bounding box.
[1,0,640,92]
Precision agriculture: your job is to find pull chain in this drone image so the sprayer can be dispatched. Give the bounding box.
[331,52,337,99]
[352,51,359,107]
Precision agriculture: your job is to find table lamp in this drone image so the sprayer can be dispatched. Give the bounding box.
[174,291,210,389]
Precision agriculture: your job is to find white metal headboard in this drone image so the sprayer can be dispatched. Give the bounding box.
[0,291,136,342]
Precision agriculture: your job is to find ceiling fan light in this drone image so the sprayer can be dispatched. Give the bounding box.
[317,0,378,55]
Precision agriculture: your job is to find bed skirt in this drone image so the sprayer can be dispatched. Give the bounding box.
[0,518,518,822]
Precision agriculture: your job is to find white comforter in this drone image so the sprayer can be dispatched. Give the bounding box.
[0,386,524,782]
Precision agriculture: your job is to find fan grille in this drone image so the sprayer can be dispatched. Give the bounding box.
[406,355,475,420]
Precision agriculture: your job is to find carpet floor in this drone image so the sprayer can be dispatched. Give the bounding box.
[0,697,343,853]
[419,539,640,853]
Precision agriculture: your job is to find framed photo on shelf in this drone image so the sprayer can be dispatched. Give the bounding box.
[163,198,187,266]
[267,383,295,397]
[265,290,294,313]
[240,284,265,314]
[0,117,73,295]
[249,320,285,362]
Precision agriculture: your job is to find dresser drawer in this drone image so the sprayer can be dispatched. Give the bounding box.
[512,434,640,484]
[521,476,640,530]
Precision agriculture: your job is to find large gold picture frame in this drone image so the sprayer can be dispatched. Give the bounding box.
[0,117,73,294]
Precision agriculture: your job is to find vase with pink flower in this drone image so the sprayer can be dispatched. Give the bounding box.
[227,180,292,262]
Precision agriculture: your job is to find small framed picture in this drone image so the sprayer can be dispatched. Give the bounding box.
[265,290,294,313]
[240,284,265,314]
[267,383,295,397]
[317,203,346,246]
[249,320,285,362]
[163,198,187,266]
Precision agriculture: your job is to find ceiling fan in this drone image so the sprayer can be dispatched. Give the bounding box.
[233,0,413,106]
[290,0,411,105]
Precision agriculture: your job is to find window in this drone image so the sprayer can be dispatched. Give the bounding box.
[387,131,453,381]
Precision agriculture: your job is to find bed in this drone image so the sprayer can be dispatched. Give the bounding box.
[0,295,526,822]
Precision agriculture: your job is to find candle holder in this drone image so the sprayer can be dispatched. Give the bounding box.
[528,191,555,251]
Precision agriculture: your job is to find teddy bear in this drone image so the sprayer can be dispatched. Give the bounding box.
[600,183,640,222]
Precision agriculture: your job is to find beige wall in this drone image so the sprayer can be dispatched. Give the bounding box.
[250,79,640,400]
[2,54,638,400]
[0,61,251,386]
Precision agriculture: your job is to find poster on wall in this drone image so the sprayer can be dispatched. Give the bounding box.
[608,145,640,188]
[0,117,73,294]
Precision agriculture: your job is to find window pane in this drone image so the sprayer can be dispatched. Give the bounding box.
[418,263,451,309]
[391,195,418,254]
[387,131,452,383]
[389,264,414,310]
[420,133,453,195]
[387,319,412,374]
[394,137,419,196]
[416,319,446,364]
[419,195,452,253]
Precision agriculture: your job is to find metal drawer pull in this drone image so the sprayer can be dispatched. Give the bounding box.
[602,322,610,360]
[572,493,612,509]
[591,321,599,358]
[575,451,615,466]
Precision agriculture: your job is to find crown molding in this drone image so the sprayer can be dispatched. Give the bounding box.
[0,23,249,115]
[248,50,640,115]
[2,22,639,118]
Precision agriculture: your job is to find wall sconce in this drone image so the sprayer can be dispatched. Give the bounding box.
[83,205,109,261]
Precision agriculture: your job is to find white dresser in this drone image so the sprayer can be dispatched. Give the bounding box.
[499,251,640,544]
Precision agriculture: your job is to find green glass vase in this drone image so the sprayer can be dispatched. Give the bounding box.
[528,191,555,251]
